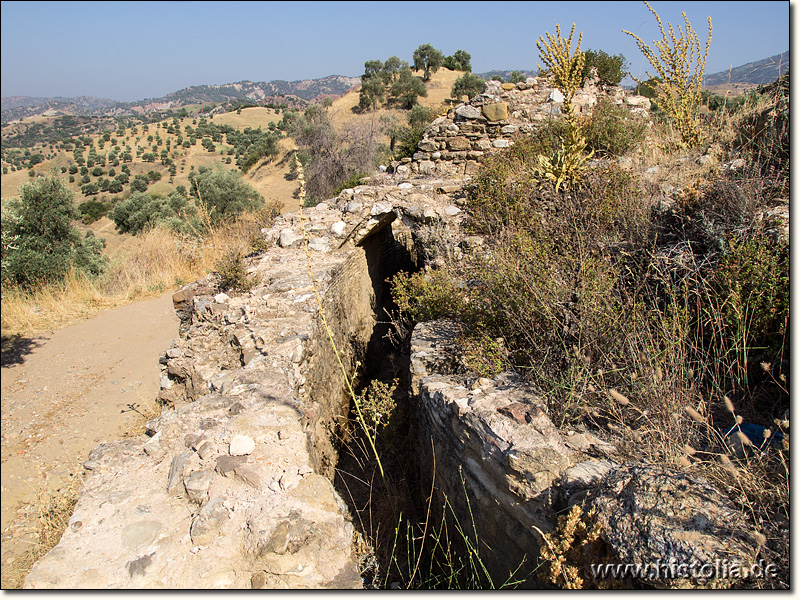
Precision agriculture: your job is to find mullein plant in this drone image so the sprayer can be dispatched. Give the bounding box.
[623,1,712,146]
[534,24,594,192]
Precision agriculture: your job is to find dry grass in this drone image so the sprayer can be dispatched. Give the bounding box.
[1,206,277,337]
[211,106,281,129]
[0,470,85,589]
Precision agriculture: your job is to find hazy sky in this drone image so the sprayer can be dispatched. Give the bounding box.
[1,1,791,102]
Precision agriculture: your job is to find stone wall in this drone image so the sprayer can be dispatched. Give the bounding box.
[24,121,764,589]
[410,320,762,588]
[24,178,467,589]
[389,74,651,178]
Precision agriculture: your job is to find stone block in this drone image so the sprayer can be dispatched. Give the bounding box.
[454,105,484,120]
[482,102,508,122]
[446,137,471,152]
[417,139,439,152]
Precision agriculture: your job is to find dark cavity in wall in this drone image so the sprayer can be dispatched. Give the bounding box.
[301,214,421,482]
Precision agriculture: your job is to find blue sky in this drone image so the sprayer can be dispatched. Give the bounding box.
[0,1,791,102]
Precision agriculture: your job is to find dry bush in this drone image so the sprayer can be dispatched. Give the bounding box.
[289,106,385,204]
[390,81,789,586]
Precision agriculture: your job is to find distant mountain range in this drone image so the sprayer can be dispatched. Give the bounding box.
[1,50,789,125]
[1,75,360,123]
[704,51,789,86]
[475,70,538,81]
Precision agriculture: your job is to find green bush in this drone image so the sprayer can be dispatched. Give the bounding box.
[391,104,436,160]
[78,199,112,224]
[582,97,648,156]
[581,49,627,86]
[711,235,789,360]
[188,167,264,222]
[451,72,485,101]
[110,190,198,234]
[1,176,107,288]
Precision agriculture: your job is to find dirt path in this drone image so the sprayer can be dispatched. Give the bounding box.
[0,291,179,583]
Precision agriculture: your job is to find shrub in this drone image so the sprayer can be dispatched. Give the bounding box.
[78,199,112,224]
[1,176,108,288]
[286,105,383,202]
[582,97,648,156]
[451,73,485,101]
[188,167,264,222]
[215,249,259,293]
[391,268,471,324]
[710,235,789,361]
[391,104,437,160]
[581,49,627,86]
[110,190,198,235]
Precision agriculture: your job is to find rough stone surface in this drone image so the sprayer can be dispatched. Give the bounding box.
[411,320,578,584]
[26,184,473,589]
[590,466,761,588]
[229,435,255,456]
[482,102,508,121]
[410,319,761,589]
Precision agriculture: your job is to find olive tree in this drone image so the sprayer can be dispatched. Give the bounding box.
[412,43,444,81]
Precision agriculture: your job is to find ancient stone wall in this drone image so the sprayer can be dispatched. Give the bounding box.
[388,75,651,178]
[24,179,466,589]
[410,320,762,588]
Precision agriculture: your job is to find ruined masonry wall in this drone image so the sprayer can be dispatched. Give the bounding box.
[24,180,466,589]
[394,75,651,178]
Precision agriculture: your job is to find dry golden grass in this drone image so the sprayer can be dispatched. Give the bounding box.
[1,205,276,337]
[1,167,31,199]
[0,470,84,589]
[212,106,281,129]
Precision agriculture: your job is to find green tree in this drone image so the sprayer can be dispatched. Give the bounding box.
[382,56,407,83]
[358,74,386,111]
[81,182,99,195]
[130,176,149,193]
[582,49,627,86]
[509,70,526,83]
[444,49,472,71]
[389,68,428,109]
[412,43,444,81]
[1,176,107,287]
[451,72,485,100]
[363,59,384,79]
[188,167,264,222]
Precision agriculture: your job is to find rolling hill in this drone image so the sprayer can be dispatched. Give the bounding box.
[703,51,788,92]
[1,75,360,124]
